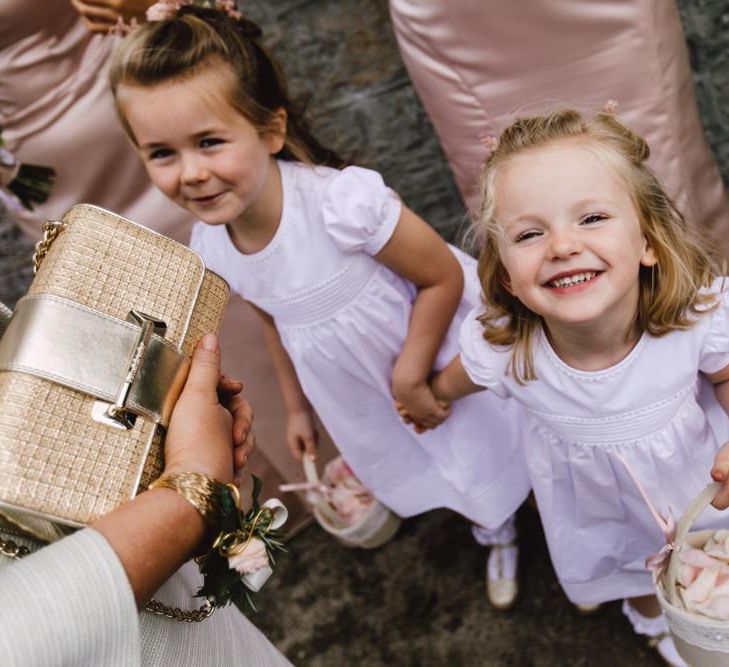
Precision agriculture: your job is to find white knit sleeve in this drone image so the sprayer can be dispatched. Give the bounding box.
[0,528,140,666]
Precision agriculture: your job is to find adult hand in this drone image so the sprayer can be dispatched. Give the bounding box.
[164,333,252,484]
[218,373,256,486]
[69,0,154,33]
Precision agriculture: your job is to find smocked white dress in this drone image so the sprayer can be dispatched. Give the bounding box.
[191,160,529,527]
[459,282,729,604]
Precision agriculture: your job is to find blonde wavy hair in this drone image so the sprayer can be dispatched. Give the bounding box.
[475,108,721,384]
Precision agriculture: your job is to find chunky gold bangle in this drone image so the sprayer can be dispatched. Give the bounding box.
[149,472,232,526]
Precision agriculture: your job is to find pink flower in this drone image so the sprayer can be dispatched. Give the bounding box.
[215,0,242,19]
[228,537,269,575]
[146,1,185,22]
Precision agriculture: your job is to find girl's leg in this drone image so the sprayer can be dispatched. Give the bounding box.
[622,597,687,667]
[471,515,518,610]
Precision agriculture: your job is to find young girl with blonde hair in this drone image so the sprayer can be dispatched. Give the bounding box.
[107,3,530,608]
[423,108,729,665]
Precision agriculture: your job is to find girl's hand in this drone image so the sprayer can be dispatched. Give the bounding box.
[711,441,729,509]
[392,376,451,432]
[394,399,448,434]
[287,408,319,461]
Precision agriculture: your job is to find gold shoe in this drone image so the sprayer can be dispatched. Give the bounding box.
[573,602,604,616]
[486,542,518,611]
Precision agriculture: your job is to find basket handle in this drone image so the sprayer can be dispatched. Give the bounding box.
[664,482,721,607]
[301,457,342,525]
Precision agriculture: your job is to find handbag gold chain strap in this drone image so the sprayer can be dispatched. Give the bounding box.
[24,220,215,622]
[32,220,65,274]
[0,535,215,622]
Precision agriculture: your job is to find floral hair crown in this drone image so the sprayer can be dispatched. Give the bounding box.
[110,0,242,36]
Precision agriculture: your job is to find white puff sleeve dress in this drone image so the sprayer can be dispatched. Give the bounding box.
[459,282,729,604]
[191,160,529,528]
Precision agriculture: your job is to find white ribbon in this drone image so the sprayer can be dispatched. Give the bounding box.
[241,498,288,592]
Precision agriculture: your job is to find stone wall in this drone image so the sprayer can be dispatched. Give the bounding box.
[677,0,729,172]
[244,0,465,242]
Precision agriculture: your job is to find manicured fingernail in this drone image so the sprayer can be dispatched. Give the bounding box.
[201,333,218,352]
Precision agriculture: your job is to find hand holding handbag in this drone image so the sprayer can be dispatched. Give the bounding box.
[0,204,229,529]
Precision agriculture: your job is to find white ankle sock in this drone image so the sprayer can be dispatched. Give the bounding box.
[472,517,518,581]
[621,599,687,667]
[471,515,517,546]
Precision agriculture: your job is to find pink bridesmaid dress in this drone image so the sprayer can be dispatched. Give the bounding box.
[389,0,729,258]
[0,0,324,531]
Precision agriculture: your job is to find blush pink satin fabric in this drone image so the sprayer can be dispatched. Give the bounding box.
[0,0,327,532]
[389,0,729,258]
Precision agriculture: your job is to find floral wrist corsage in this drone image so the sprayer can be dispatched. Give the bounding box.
[197,476,287,611]
[0,128,55,211]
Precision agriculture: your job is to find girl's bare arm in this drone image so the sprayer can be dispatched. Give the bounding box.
[430,354,486,404]
[704,362,729,508]
[376,205,463,428]
[250,304,318,459]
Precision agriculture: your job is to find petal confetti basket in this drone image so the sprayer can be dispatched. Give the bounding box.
[298,456,401,549]
[657,482,729,667]
[0,204,229,529]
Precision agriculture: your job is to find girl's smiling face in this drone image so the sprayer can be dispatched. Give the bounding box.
[493,140,657,338]
[118,67,285,230]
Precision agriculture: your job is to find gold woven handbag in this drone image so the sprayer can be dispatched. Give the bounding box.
[0,204,229,529]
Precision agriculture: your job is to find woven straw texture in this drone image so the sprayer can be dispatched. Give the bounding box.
[0,204,229,526]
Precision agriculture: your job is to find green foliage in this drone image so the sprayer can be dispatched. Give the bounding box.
[196,475,286,612]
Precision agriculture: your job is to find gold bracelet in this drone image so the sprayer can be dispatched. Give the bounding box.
[149,472,230,526]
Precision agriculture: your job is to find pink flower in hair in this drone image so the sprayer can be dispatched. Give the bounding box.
[478,133,499,154]
[603,99,619,115]
[215,0,242,19]
[146,0,187,22]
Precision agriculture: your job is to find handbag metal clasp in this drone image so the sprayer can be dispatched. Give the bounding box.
[92,310,167,430]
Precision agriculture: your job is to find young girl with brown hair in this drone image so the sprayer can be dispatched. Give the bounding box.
[108,3,530,609]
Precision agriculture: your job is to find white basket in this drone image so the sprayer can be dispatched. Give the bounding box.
[302,457,401,549]
[657,482,729,667]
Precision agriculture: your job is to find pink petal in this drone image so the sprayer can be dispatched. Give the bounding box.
[697,595,729,621]
[678,563,699,587]
[684,568,719,603]
[680,548,723,569]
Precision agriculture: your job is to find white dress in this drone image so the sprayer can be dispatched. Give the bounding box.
[459,283,729,605]
[191,160,529,528]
